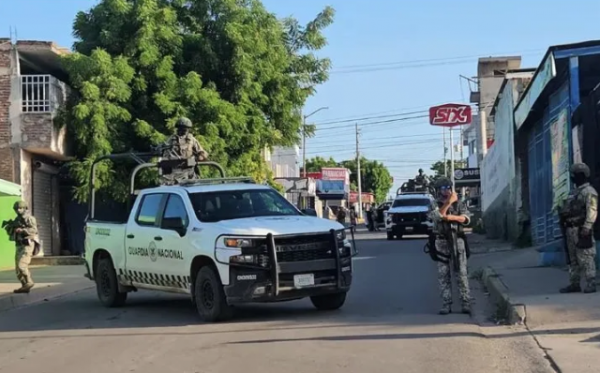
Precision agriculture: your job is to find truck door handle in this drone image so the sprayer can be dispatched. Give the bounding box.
[154,236,163,241]
[127,234,134,239]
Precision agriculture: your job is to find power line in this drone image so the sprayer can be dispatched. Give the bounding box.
[329,50,544,74]
[332,48,544,70]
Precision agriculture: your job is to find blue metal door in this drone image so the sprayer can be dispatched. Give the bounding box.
[527,81,570,246]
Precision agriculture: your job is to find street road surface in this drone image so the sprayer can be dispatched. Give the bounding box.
[0,231,554,373]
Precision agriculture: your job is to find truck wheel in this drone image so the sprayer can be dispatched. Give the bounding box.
[386,232,394,240]
[95,258,127,307]
[194,266,233,322]
[310,292,347,311]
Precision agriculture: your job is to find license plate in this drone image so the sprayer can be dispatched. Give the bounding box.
[294,274,315,288]
[405,226,414,232]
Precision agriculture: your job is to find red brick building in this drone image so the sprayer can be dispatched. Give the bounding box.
[0,39,71,256]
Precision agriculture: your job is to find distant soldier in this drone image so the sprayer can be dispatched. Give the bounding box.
[415,168,429,187]
[428,177,471,315]
[559,162,598,294]
[2,201,40,293]
[161,117,208,184]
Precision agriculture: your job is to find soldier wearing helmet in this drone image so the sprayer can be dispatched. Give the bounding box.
[558,162,598,294]
[161,117,209,184]
[2,201,40,293]
[427,176,472,314]
[415,168,430,189]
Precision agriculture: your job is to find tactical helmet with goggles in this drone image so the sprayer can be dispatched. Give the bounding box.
[175,117,193,128]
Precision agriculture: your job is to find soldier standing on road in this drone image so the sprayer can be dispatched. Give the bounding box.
[429,177,472,315]
[5,201,40,293]
[559,162,598,294]
[161,117,208,183]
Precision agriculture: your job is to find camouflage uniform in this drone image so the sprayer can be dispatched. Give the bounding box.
[560,163,598,293]
[6,201,39,293]
[161,117,208,184]
[429,178,471,314]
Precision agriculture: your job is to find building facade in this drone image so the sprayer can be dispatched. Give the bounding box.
[481,69,534,241]
[0,39,70,257]
[514,41,600,266]
[470,56,522,165]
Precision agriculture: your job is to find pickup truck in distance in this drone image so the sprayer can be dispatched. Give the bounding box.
[84,157,355,322]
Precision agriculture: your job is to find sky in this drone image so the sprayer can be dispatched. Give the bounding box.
[2,0,600,195]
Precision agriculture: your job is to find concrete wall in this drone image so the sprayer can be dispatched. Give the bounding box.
[482,73,533,241]
[270,146,299,178]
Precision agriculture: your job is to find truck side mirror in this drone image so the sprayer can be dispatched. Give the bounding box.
[162,217,186,235]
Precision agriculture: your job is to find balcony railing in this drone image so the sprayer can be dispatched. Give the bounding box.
[21,74,67,113]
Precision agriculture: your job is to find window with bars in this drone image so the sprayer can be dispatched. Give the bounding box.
[21,75,63,113]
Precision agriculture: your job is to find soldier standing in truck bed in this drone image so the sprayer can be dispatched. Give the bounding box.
[162,117,208,184]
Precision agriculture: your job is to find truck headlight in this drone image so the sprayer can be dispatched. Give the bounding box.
[336,230,351,256]
[215,236,267,266]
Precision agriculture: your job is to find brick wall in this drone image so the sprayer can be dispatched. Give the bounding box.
[21,113,53,149]
[0,42,13,182]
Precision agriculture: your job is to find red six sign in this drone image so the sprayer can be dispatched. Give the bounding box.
[429,103,472,127]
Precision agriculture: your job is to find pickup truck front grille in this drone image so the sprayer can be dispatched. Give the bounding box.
[392,212,428,224]
[274,234,333,262]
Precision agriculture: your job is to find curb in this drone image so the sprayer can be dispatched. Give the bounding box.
[0,280,94,313]
[481,266,526,325]
[31,256,85,266]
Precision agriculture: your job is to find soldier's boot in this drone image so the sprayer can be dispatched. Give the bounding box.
[559,284,582,293]
[583,284,596,294]
[21,283,34,293]
[439,305,451,315]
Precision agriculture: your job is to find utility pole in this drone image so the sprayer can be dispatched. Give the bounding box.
[450,126,455,190]
[355,123,363,219]
[301,106,329,177]
[443,127,447,177]
[302,116,307,178]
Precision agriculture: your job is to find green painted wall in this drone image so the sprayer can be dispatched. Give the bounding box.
[0,197,19,270]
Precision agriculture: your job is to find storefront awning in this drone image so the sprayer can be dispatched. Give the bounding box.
[0,179,21,197]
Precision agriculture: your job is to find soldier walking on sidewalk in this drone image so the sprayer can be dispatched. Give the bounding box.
[2,201,40,293]
[559,162,598,294]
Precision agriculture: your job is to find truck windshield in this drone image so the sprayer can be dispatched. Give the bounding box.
[392,198,430,208]
[189,189,301,222]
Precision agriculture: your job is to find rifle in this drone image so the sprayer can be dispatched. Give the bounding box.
[2,219,17,241]
[449,224,460,272]
[558,214,571,265]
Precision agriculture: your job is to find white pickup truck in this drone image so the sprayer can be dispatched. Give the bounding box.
[84,157,355,322]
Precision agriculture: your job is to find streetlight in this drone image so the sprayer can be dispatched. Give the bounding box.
[302,106,329,177]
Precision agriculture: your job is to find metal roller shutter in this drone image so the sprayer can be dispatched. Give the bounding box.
[33,169,53,256]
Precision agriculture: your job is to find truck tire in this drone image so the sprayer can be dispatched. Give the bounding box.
[310,292,347,311]
[95,258,127,307]
[194,266,233,322]
[386,232,394,240]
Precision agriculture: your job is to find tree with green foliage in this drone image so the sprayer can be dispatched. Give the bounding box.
[60,0,335,202]
[429,160,467,178]
[304,156,338,172]
[304,156,393,203]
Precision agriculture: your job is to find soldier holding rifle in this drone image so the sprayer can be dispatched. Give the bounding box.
[558,162,598,294]
[2,201,40,293]
[159,117,209,184]
[428,177,472,315]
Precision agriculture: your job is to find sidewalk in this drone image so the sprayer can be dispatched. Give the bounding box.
[0,265,93,312]
[470,236,600,373]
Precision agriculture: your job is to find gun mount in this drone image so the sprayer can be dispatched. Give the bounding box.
[88,150,227,220]
[397,178,434,195]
